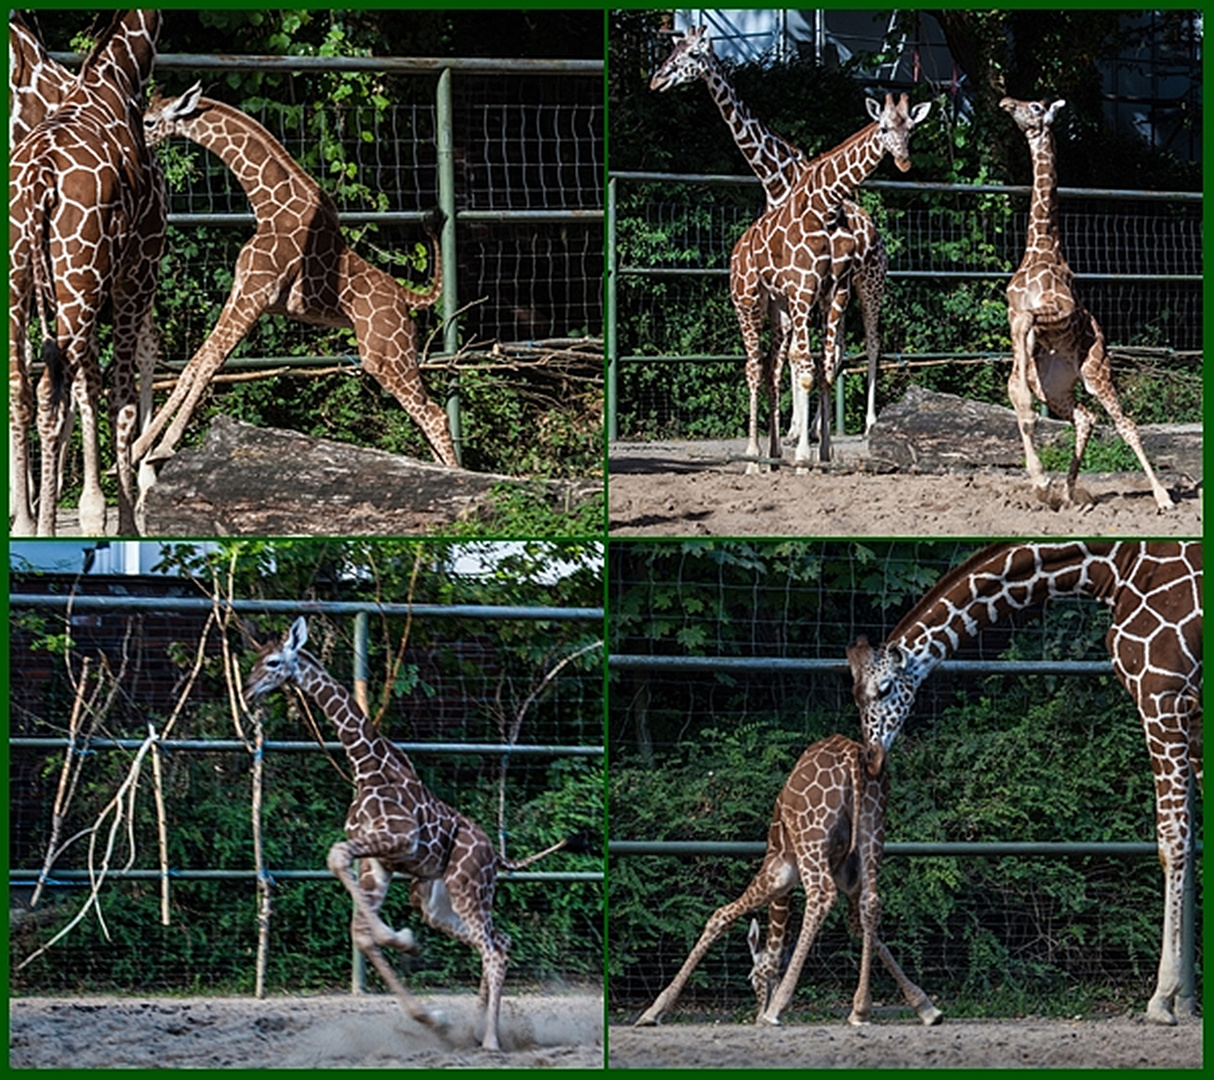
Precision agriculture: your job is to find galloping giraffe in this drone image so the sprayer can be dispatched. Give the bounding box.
[244,617,579,1051]
[848,541,1202,1025]
[634,729,940,1028]
[650,25,888,446]
[130,83,459,477]
[1002,97,1174,512]
[9,9,165,536]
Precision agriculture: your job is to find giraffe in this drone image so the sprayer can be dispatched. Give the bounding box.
[1001,97,1174,512]
[650,25,888,452]
[847,541,1202,1025]
[129,82,459,481]
[634,732,941,1027]
[244,616,578,1052]
[9,8,165,536]
[9,11,76,146]
[731,93,929,471]
[8,11,76,527]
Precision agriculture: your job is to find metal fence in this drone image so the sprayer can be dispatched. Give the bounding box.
[606,173,1202,440]
[606,540,1202,1016]
[9,591,604,996]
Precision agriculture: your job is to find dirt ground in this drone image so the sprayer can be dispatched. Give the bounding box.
[609,438,1201,537]
[607,1015,1203,1069]
[9,992,603,1069]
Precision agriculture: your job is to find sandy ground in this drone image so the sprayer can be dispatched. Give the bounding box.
[607,1015,1203,1069]
[9,992,603,1069]
[608,438,1201,538]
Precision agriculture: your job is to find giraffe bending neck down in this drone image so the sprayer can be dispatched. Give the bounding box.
[848,541,1202,1025]
[131,83,459,478]
[730,92,927,471]
[1001,97,1174,512]
[651,26,888,452]
[9,9,165,536]
[244,617,577,1052]
[634,731,941,1028]
[8,12,77,146]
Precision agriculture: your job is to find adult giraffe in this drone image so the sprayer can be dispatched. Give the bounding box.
[9,9,165,536]
[731,92,929,470]
[650,25,888,446]
[848,541,1202,1025]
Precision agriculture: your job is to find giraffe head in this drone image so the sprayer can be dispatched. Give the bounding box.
[846,635,921,769]
[650,25,713,91]
[245,616,309,701]
[746,917,782,1017]
[143,80,205,147]
[863,92,931,173]
[999,96,1066,140]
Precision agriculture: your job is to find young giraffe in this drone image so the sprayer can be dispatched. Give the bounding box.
[9,9,165,537]
[244,617,577,1052]
[130,83,459,478]
[848,541,1202,1025]
[732,93,929,470]
[650,26,888,450]
[1001,97,1174,512]
[634,732,940,1027]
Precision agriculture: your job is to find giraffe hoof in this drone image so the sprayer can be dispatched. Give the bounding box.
[919,1005,944,1026]
[757,1012,781,1027]
[1145,998,1178,1026]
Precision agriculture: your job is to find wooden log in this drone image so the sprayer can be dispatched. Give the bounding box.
[140,416,598,535]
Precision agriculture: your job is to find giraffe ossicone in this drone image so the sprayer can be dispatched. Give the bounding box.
[244,616,580,1052]
[634,729,940,1029]
[130,82,459,487]
[1001,95,1174,512]
[849,541,1202,1025]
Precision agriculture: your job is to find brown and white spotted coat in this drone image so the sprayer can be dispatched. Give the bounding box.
[131,84,459,474]
[244,617,574,1052]
[1001,97,1173,512]
[633,731,940,1028]
[848,541,1202,1025]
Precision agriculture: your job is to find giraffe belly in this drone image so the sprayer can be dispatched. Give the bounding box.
[414,878,472,938]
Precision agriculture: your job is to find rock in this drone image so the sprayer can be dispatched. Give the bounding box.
[140,416,598,535]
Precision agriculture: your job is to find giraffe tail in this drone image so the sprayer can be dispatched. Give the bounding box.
[398,205,446,311]
[29,177,70,412]
[497,830,596,872]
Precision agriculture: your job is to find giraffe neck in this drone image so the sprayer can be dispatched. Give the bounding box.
[292,653,418,784]
[700,57,805,209]
[1025,129,1062,255]
[796,123,884,214]
[8,20,76,143]
[78,10,159,119]
[888,542,1127,685]
[169,98,322,221]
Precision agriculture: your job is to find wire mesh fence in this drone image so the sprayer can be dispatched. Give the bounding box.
[606,541,1202,1018]
[9,571,604,996]
[608,176,1202,440]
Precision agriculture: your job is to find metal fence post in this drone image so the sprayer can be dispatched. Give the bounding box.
[606,176,618,442]
[350,612,370,993]
[436,67,462,464]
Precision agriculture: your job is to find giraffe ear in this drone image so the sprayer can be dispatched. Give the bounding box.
[747,918,762,959]
[170,80,204,119]
[865,97,882,123]
[886,643,908,671]
[909,100,932,125]
[285,616,308,654]
[1044,99,1065,125]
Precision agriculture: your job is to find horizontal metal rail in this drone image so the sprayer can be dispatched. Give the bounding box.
[167,210,602,227]
[9,594,603,622]
[11,868,602,885]
[607,840,1201,858]
[52,52,603,76]
[608,654,1112,676]
[10,737,602,757]
[617,266,1197,284]
[609,170,1203,202]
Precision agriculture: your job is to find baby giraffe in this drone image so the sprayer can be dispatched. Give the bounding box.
[244,616,577,1051]
[634,722,940,1027]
